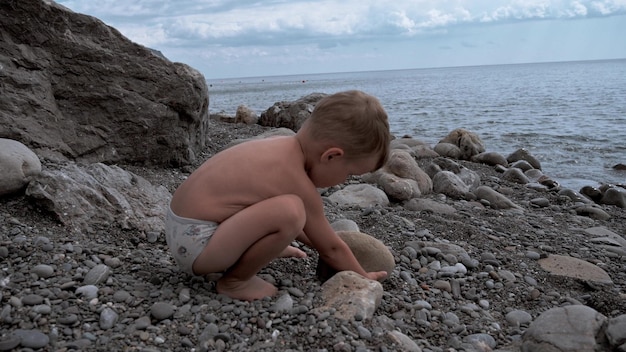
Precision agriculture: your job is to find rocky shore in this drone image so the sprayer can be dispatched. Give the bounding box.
[1,118,625,352]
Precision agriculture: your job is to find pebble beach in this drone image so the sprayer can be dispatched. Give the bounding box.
[1,119,625,351]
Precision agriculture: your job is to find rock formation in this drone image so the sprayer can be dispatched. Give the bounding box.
[0,0,209,167]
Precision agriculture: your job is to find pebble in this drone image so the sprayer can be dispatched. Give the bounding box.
[21,294,44,306]
[151,302,175,321]
[100,308,119,329]
[76,285,99,300]
[1,149,625,352]
[0,334,20,351]
[505,310,533,327]
[13,329,49,349]
[82,264,111,285]
[32,264,55,278]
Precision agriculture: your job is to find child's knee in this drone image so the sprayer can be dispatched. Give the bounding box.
[279,194,306,230]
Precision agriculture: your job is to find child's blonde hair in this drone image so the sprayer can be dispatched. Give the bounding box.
[303,90,390,169]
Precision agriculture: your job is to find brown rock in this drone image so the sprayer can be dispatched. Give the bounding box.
[538,254,613,284]
[316,231,395,283]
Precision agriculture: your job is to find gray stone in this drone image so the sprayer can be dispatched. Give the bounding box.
[471,151,509,166]
[474,186,521,210]
[328,184,389,208]
[505,310,533,326]
[21,294,44,306]
[76,285,99,300]
[83,264,111,285]
[330,219,360,232]
[269,294,293,313]
[0,139,42,196]
[606,314,626,347]
[100,308,119,330]
[13,329,49,349]
[316,271,383,321]
[522,305,606,352]
[502,167,530,184]
[432,171,470,199]
[259,93,326,131]
[404,198,457,215]
[151,302,175,321]
[0,334,20,351]
[507,148,541,170]
[0,0,209,166]
[32,264,54,279]
[26,163,171,234]
[387,330,422,352]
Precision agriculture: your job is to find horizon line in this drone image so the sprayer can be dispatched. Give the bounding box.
[203,57,626,81]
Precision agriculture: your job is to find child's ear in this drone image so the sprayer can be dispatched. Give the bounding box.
[321,147,344,162]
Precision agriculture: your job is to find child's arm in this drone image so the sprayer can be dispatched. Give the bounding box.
[303,197,387,281]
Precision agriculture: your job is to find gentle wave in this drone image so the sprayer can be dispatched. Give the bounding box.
[208,59,626,190]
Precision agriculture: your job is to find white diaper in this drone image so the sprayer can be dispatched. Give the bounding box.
[165,207,218,275]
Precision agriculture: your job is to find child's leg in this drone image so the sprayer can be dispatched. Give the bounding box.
[192,194,306,301]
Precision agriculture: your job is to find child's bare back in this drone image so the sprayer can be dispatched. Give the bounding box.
[170,136,310,224]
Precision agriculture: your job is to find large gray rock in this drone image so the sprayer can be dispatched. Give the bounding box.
[25,162,171,234]
[522,305,608,352]
[0,0,209,166]
[258,93,327,131]
[0,139,42,196]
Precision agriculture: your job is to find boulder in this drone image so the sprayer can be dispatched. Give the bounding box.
[0,139,42,196]
[0,0,209,166]
[522,305,608,352]
[25,162,171,233]
[438,128,485,160]
[501,167,530,184]
[384,149,432,194]
[433,142,461,159]
[316,231,395,283]
[507,148,541,170]
[258,93,327,131]
[471,151,508,167]
[432,171,470,199]
[328,184,390,208]
[235,105,258,125]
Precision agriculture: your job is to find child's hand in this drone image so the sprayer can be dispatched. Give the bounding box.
[365,270,388,281]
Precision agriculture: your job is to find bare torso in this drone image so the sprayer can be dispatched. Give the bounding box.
[170,136,312,223]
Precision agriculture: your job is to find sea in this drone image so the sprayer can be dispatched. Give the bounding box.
[207,59,626,191]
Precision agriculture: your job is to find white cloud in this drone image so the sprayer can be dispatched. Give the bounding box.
[55,0,626,78]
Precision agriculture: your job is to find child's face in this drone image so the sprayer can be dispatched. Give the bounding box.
[311,154,380,188]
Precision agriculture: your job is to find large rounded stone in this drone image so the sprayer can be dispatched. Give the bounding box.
[316,231,395,283]
[0,138,42,196]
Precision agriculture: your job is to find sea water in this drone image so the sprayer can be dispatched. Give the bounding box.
[207,59,626,190]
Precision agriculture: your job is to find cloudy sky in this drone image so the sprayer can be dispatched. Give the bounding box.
[56,0,626,79]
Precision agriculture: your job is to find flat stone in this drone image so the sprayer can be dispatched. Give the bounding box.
[538,254,612,284]
[32,264,55,278]
[83,264,111,285]
[21,294,44,306]
[0,334,20,351]
[13,329,49,349]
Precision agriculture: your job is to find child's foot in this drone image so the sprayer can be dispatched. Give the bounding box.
[279,245,307,258]
[216,275,278,301]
